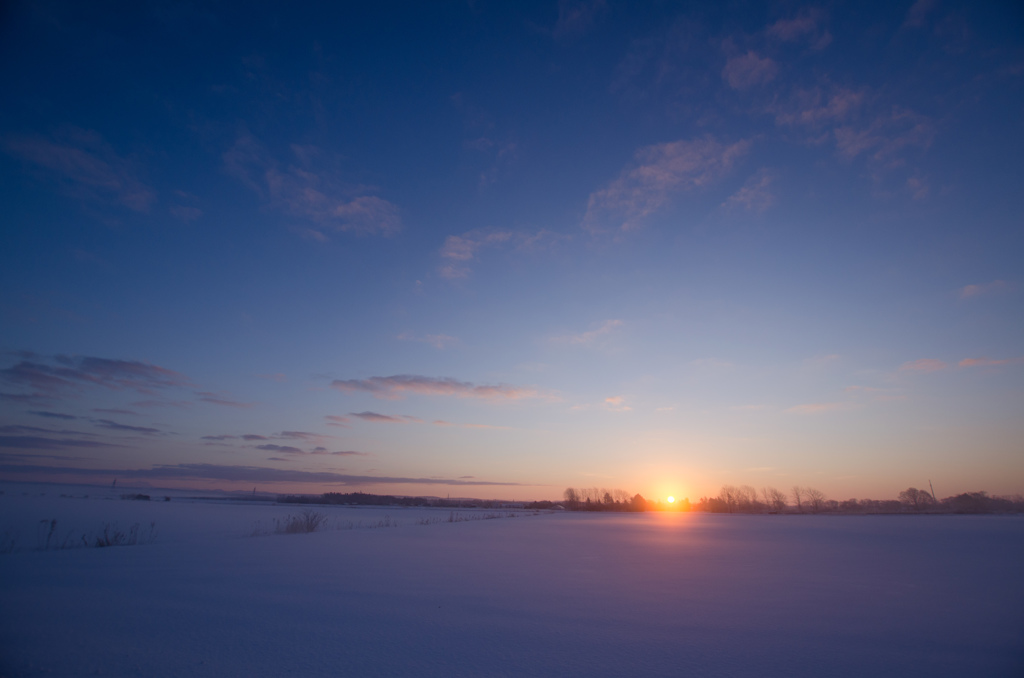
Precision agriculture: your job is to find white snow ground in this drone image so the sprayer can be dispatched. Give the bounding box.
[1,482,1023,677]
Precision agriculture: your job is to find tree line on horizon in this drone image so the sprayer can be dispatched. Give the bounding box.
[546,485,1024,514]
[273,487,1023,515]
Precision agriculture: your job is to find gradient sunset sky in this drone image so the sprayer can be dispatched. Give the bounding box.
[1,1,1022,501]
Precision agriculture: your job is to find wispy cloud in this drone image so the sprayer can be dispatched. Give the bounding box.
[397,332,459,349]
[0,354,191,396]
[552,0,607,38]
[766,8,831,49]
[325,415,351,427]
[551,319,622,345]
[0,435,121,450]
[28,411,77,420]
[834,107,935,166]
[439,230,513,278]
[438,228,566,278]
[604,396,631,412]
[0,462,522,486]
[959,280,1010,299]
[899,359,947,373]
[4,127,155,212]
[350,411,423,424]
[194,391,254,408]
[277,431,327,441]
[959,357,1023,368]
[722,51,778,89]
[331,375,542,401]
[223,133,401,238]
[169,205,202,222]
[570,396,632,413]
[903,0,936,28]
[255,443,305,455]
[771,86,865,128]
[93,419,161,435]
[722,169,776,212]
[584,136,750,232]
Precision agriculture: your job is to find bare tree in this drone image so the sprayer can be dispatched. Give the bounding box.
[766,487,788,513]
[805,487,826,513]
[563,488,579,507]
[792,486,804,513]
[738,485,762,512]
[898,487,935,511]
[719,485,738,512]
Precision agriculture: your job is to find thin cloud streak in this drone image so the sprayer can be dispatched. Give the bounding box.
[959,280,1010,298]
[350,411,422,424]
[0,463,523,486]
[0,354,191,395]
[4,127,155,212]
[899,359,947,373]
[551,319,622,345]
[331,375,542,401]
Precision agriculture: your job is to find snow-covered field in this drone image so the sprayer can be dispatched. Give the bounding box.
[2,482,1023,677]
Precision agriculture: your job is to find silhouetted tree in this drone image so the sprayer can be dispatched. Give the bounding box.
[898,487,935,511]
[791,486,804,512]
[805,488,826,513]
[765,487,788,513]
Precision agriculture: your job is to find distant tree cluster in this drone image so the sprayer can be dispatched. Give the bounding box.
[691,486,1024,515]
[561,487,648,512]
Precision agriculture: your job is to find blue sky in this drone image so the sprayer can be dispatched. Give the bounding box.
[1,0,1022,501]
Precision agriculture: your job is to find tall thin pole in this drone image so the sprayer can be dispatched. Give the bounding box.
[929,479,936,501]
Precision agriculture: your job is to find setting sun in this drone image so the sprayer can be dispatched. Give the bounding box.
[667,496,675,504]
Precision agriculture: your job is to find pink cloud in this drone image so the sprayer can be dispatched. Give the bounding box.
[772,87,864,127]
[959,280,1010,299]
[324,415,351,427]
[438,230,514,278]
[331,375,542,401]
[722,51,778,89]
[551,319,622,345]
[4,128,155,212]
[349,411,423,423]
[766,9,831,48]
[584,136,750,232]
[833,107,935,165]
[722,168,776,212]
[899,359,947,373]
[223,134,400,237]
[959,357,1023,368]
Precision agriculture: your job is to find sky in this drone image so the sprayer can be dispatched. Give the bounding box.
[0,0,1022,502]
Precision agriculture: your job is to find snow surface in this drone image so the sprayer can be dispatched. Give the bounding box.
[2,482,1023,677]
